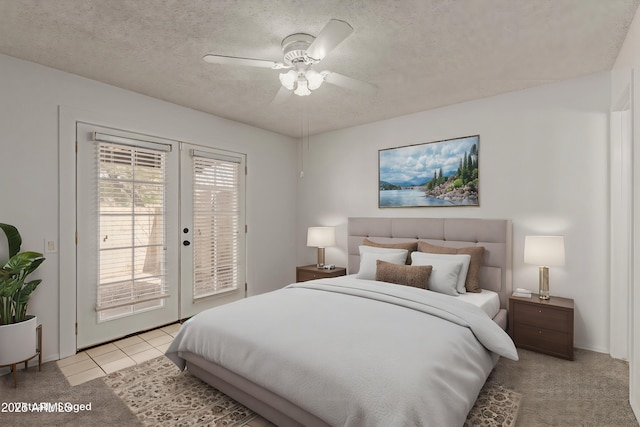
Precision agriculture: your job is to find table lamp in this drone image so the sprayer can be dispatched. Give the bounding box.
[524,235,565,300]
[307,227,336,268]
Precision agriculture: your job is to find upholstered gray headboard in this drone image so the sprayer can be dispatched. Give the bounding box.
[348,217,513,309]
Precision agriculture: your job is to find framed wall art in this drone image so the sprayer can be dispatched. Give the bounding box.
[379,135,479,208]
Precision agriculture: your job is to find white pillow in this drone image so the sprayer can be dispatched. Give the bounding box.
[411,252,471,294]
[411,252,464,296]
[357,246,408,280]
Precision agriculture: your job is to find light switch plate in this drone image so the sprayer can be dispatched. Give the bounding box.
[44,239,57,254]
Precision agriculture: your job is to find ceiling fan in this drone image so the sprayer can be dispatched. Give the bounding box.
[203,19,375,101]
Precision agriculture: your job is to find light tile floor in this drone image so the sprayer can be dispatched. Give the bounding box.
[57,322,181,386]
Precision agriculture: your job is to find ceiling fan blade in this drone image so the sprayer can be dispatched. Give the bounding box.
[324,72,376,95]
[271,85,292,105]
[203,54,286,69]
[306,19,353,61]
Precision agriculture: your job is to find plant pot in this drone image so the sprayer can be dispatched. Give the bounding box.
[0,315,38,366]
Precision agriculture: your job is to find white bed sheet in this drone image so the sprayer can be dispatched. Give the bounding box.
[458,289,501,319]
[344,274,501,319]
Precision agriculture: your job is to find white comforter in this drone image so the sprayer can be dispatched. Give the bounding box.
[166,277,518,427]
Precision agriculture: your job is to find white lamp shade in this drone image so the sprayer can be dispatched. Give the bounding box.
[294,78,311,96]
[307,227,336,248]
[305,69,325,90]
[524,235,565,266]
[279,70,297,90]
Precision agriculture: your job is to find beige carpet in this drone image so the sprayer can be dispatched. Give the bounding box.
[0,360,141,427]
[103,356,522,427]
[489,348,639,427]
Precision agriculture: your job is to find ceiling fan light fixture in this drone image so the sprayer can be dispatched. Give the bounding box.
[305,69,325,90]
[279,70,297,90]
[294,78,311,96]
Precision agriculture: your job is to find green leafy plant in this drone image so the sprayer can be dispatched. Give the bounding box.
[0,223,45,325]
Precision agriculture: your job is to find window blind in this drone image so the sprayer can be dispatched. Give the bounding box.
[96,142,169,312]
[192,151,241,299]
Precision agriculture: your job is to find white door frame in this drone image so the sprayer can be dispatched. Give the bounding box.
[610,85,632,360]
[631,68,640,421]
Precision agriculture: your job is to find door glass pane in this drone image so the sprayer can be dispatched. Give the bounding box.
[97,143,168,320]
[192,154,240,299]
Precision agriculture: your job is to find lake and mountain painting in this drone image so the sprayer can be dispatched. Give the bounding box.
[379,135,479,207]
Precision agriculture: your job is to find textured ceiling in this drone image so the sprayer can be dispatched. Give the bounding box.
[0,0,638,137]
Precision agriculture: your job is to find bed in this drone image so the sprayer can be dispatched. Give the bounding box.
[166,217,517,427]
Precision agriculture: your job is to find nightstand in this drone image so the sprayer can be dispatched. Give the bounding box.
[508,294,574,360]
[296,265,346,282]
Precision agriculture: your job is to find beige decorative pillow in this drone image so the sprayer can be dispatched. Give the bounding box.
[363,238,417,265]
[417,241,485,293]
[375,260,432,289]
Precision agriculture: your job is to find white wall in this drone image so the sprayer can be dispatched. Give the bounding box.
[297,72,611,353]
[0,53,298,363]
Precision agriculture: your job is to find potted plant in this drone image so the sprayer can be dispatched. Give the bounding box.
[0,223,45,367]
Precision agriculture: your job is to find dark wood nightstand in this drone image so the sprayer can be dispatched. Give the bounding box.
[508,294,574,360]
[296,265,346,282]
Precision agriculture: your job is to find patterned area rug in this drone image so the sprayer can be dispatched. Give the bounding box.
[103,356,521,427]
[464,383,521,427]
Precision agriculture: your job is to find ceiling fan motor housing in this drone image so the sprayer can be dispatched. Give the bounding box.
[281,33,316,65]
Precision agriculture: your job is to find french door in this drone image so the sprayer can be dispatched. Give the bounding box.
[179,143,246,318]
[76,124,245,349]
